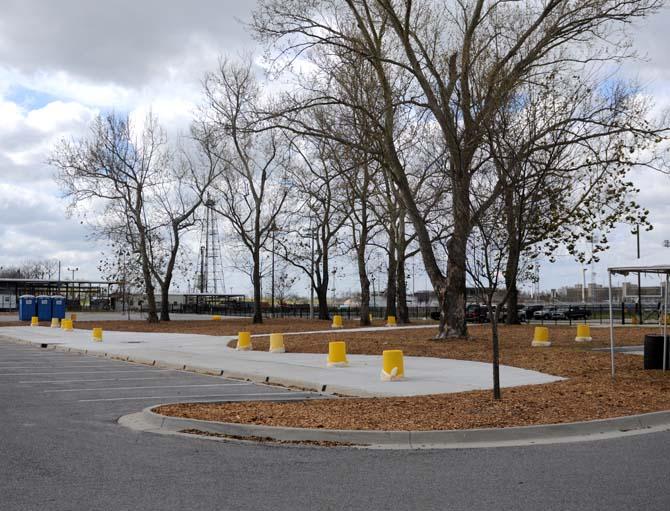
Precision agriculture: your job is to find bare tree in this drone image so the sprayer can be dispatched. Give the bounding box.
[195,58,290,324]
[51,113,216,322]
[253,0,664,338]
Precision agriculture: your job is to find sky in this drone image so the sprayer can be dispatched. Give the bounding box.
[1,1,670,297]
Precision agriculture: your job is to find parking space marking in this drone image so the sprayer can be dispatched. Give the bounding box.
[44,383,253,393]
[78,391,308,403]
[0,369,176,376]
[0,365,129,370]
[19,376,191,384]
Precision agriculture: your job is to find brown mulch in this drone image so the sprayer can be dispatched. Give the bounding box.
[157,324,670,431]
[69,318,398,336]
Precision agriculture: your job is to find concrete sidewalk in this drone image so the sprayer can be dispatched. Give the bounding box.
[0,326,563,397]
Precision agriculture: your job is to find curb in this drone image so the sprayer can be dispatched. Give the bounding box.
[120,405,670,450]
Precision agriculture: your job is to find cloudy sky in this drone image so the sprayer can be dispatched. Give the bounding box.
[1,1,670,297]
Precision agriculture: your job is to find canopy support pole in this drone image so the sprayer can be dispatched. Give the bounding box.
[609,272,615,379]
[664,274,668,372]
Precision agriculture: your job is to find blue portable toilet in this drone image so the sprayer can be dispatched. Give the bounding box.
[19,295,36,321]
[36,295,52,321]
[51,295,66,320]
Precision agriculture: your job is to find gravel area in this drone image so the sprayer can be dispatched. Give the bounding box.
[157,324,670,430]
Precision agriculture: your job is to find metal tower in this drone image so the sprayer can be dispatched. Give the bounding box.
[197,196,226,294]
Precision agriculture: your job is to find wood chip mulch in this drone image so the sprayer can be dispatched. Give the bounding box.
[69,317,404,336]
[158,324,670,431]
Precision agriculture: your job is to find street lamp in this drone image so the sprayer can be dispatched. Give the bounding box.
[67,267,79,281]
[582,268,587,304]
[371,274,377,309]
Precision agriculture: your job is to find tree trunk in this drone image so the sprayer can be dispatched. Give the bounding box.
[136,212,158,323]
[252,249,263,324]
[505,277,520,325]
[160,283,171,321]
[357,238,371,327]
[490,299,501,400]
[504,183,521,325]
[386,237,397,320]
[316,285,330,320]
[442,220,468,338]
[396,213,410,324]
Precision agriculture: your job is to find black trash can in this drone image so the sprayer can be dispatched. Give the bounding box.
[643,334,670,370]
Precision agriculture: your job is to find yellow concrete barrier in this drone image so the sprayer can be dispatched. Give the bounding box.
[331,315,343,329]
[269,333,285,353]
[236,331,252,351]
[50,318,60,328]
[212,315,222,321]
[386,315,397,327]
[30,316,39,327]
[327,341,348,367]
[381,349,404,381]
[575,324,592,342]
[92,327,103,342]
[61,319,73,332]
[531,326,551,347]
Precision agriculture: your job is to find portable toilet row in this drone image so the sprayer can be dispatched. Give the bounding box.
[19,295,66,322]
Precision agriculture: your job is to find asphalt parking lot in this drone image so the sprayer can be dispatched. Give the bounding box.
[3,338,670,511]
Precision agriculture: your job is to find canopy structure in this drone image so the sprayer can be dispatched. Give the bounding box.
[607,265,670,378]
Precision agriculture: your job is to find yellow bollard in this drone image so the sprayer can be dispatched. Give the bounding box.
[92,327,103,342]
[575,324,592,342]
[61,319,73,332]
[331,314,343,329]
[70,313,77,322]
[386,315,397,327]
[50,318,60,328]
[531,326,551,347]
[369,313,373,322]
[381,350,404,381]
[30,316,39,327]
[236,331,252,351]
[212,315,222,321]
[269,333,285,353]
[327,341,348,367]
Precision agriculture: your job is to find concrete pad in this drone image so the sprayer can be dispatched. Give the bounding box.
[0,326,563,397]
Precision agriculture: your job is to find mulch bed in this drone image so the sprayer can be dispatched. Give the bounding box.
[157,324,670,431]
[68,318,406,336]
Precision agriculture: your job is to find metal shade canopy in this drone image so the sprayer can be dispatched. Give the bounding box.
[607,265,670,378]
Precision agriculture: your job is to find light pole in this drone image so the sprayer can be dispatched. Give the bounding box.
[309,227,316,320]
[371,274,377,310]
[67,266,79,281]
[582,268,587,304]
[271,222,278,318]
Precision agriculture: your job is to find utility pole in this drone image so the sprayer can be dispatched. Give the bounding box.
[582,268,587,304]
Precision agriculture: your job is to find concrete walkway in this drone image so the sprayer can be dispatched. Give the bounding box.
[0,326,563,397]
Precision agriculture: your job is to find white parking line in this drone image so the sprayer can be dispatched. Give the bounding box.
[78,391,308,402]
[20,376,187,384]
[45,383,252,393]
[0,369,175,376]
[0,365,124,370]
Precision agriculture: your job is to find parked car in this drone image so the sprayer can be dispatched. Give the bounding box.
[535,307,566,320]
[501,305,527,323]
[563,306,592,320]
[465,304,489,323]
